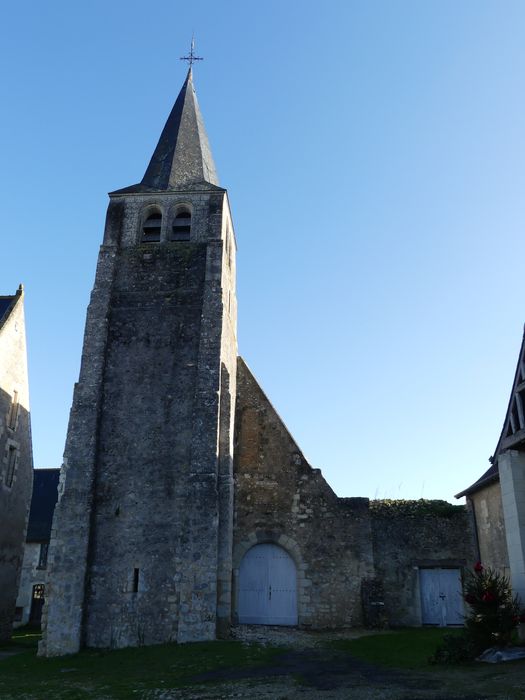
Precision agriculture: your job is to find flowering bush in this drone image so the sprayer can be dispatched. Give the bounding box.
[431,563,522,664]
[462,563,521,652]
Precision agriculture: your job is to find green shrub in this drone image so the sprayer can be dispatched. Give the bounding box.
[463,563,521,652]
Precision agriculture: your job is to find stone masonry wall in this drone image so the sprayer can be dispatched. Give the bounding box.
[40,240,120,656]
[233,358,375,628]
[370,500,477,626]
[216,195,238,637]
[0,291,33,641]
[83,240,208,648]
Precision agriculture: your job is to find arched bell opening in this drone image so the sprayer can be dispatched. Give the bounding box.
[142,210,162,242]
[170,207,192,241]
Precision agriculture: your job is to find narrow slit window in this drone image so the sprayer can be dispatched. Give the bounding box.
[8,391,18,429]
[133,568,140,593]
[37,543,49,569]
[170,210,191,241]
[5,446,17,487]
[142,213,162,242]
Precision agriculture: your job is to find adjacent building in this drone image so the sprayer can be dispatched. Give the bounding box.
[457,326,525,600]
[0,286,33,641]
[15,468,59,627]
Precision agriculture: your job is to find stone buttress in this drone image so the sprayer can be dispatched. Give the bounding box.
[40,68,238,655]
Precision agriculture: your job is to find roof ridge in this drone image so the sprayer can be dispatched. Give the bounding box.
[0,285,23,331]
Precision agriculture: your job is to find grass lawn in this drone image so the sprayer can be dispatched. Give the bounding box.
[330,627,459,669]
[0,628,282,700]
[332,628,525,699]
[4,627,525,699]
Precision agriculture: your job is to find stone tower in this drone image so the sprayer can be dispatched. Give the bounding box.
[40,68,238,656]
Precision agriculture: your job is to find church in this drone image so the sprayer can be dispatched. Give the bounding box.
[39,65,475,656]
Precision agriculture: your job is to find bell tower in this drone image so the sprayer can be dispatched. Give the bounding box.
[40,67,237,655]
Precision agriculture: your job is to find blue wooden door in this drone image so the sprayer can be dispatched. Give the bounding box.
[238,544,298,625]
[420,568,463,626]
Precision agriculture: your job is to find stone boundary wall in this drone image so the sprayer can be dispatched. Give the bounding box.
[370,499,476,626]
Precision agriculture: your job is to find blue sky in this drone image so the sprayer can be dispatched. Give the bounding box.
[1,1,524,502]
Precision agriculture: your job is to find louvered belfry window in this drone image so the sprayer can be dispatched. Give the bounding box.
[142,212,162,242]
[170,210,191,241]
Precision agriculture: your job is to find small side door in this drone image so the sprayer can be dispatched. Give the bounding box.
[420,568,463,626]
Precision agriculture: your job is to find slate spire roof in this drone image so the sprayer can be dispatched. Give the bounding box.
[111,68,221,195]
[141,67,219,189]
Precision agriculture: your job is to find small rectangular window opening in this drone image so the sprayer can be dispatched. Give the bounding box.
[8,391,18,429]
[32,584,45,599]
[5,446,17,487]
[38,543,49,569]
[133,568,140,593]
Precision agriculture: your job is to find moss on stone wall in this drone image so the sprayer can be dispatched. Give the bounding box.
[370,499,464,519]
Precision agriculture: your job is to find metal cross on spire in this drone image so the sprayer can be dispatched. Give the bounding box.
[180,36,203,67]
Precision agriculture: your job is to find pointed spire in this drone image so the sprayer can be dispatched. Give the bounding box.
[141,68,219,190]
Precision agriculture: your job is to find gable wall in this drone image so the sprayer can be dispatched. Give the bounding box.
[233,358,375,628]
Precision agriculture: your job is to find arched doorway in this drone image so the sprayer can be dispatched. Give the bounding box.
[237,543,298,625]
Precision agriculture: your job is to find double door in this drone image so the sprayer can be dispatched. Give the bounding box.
[238,543,298,625]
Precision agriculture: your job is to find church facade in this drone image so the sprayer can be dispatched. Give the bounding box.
[40,69,475,656]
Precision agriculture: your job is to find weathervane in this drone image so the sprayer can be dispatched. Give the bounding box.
[180,36,203,67]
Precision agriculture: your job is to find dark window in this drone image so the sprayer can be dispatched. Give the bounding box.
[8,390,18,429]
[14,607,23,622]
[5,446,17,487]
[37,543,49,569]
[33,584,45,599]
[133,568,140,593]
[170,210,191,241]
[30,584,45,625]
[142,213,162,242]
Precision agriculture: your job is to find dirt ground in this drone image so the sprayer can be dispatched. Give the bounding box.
[145,626,525,700]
